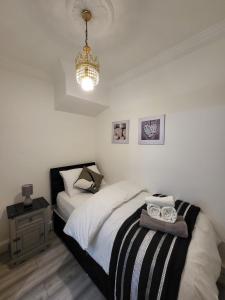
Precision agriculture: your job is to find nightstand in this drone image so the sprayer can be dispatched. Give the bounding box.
[7,197,50,265]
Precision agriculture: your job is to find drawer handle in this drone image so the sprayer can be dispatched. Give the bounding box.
[40,233,44,237]
[13,250,21,255]
[29,217,33,222]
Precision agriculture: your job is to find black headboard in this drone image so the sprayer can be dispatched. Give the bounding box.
[50,162,96,206]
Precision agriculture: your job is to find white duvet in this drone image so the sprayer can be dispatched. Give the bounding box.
[64,181,145,250]
[64,181,221,300]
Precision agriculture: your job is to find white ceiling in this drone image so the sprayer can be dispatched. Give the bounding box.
[1,0,225,83]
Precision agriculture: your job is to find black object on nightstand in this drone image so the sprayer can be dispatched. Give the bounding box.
[7,197,51,265]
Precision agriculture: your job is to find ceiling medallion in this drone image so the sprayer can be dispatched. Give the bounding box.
[71,0,114,37]
[75,9,99,92]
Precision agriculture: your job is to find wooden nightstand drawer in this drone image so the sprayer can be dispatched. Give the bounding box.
[16,212,44,229]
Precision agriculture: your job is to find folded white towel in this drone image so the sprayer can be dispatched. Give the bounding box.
[145,195,175,207]
[147,204,177,223]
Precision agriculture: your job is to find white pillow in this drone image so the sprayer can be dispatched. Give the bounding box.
[59,168,82,197]
[87,165,106,185]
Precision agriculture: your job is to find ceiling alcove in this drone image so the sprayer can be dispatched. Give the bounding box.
[54,59,109,117]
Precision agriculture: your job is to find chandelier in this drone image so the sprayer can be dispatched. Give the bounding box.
[75,9,99,92]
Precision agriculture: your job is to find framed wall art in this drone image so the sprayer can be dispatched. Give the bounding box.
[138,115,165,145]
[112,120,129,144]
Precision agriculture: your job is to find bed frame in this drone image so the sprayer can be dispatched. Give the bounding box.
[50,162,109,298]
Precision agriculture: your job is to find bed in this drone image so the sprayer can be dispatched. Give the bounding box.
[50,162,221,300]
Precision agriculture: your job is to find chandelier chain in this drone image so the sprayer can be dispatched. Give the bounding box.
[85,20,88,47]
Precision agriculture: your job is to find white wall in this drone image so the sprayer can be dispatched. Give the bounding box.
[0,68,95,247]
[96,37,225,240]
[1,35,225,252]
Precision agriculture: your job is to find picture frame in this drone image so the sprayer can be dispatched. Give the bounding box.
[138,115,165,145]
[112,120,129,144]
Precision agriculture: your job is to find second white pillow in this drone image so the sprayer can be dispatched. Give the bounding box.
[60,168,82,197]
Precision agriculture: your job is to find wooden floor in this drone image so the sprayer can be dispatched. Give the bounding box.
[0,235,224,300]
[0,236,104,300]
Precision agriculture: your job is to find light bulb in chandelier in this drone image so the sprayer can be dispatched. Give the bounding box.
[75,10,100,92]
[81,77,94,91]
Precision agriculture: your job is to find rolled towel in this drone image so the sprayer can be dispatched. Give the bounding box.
[145,195,175,207]
[161,206,177,223]
[147,204,161,219]
[147,204,177,223]
[140,209,188,238]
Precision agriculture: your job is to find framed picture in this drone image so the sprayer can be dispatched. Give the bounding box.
[112,120,129,144]
[138,115,165,145]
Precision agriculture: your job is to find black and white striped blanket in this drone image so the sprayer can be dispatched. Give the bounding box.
[109,200,200,300]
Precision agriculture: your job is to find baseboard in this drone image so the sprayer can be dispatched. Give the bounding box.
[0,239,9,255]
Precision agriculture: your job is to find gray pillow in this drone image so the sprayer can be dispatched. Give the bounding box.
[74,167,104,193]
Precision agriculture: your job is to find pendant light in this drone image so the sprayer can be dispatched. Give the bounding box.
[75,9,99,92]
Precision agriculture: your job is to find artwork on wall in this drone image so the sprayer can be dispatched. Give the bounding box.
[112,120,129,144]
[138,115,165,145]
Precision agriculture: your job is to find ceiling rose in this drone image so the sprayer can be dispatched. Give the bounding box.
[71,0,114,37]
[38,0,114,42]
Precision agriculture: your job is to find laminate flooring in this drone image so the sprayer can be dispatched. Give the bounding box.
[0,236,104,300]
[0,235,224,300]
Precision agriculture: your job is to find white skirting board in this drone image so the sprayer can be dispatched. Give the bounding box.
[0,239,9,254]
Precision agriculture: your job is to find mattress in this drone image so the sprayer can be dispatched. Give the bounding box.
[56,191,91,220]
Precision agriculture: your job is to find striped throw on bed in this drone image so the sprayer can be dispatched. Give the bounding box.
[109,200,200,300]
